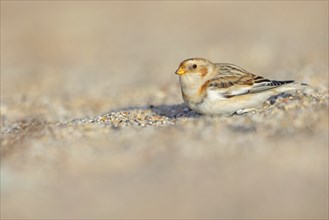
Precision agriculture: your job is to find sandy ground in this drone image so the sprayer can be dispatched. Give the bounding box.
[1,2,328,219]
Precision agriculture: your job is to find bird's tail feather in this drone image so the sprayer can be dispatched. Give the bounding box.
[274,82,311,94]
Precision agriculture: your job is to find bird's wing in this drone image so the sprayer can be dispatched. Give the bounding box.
[215,63,250,77]
[250,76,294,93]
[206,68,294,98]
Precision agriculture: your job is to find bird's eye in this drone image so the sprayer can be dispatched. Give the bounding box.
[192,64,197,69]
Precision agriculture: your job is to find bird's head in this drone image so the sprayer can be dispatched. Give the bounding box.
[175,58,214,77]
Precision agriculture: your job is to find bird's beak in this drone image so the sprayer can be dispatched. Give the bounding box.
[175,66,185,75]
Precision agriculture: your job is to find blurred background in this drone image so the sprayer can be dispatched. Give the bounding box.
[1,1,328,219]
[2,2,328,112]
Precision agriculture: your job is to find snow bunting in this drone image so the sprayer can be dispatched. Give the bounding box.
[175,58,307,115]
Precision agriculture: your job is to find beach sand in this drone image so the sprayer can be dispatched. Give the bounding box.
[1,2,328,219]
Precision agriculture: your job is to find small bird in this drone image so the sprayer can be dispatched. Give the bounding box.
[175,58,307,115]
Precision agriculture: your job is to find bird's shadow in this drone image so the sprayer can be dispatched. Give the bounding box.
[107,103,201,119]
[103,92,293,120]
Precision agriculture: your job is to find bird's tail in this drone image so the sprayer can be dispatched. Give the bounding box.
[269,80,294,86]
[274,81,311,94]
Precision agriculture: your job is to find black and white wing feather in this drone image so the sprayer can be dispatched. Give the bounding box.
[207,64,294,98]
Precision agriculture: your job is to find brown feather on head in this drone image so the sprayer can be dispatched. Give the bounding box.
[175,58,213,76]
